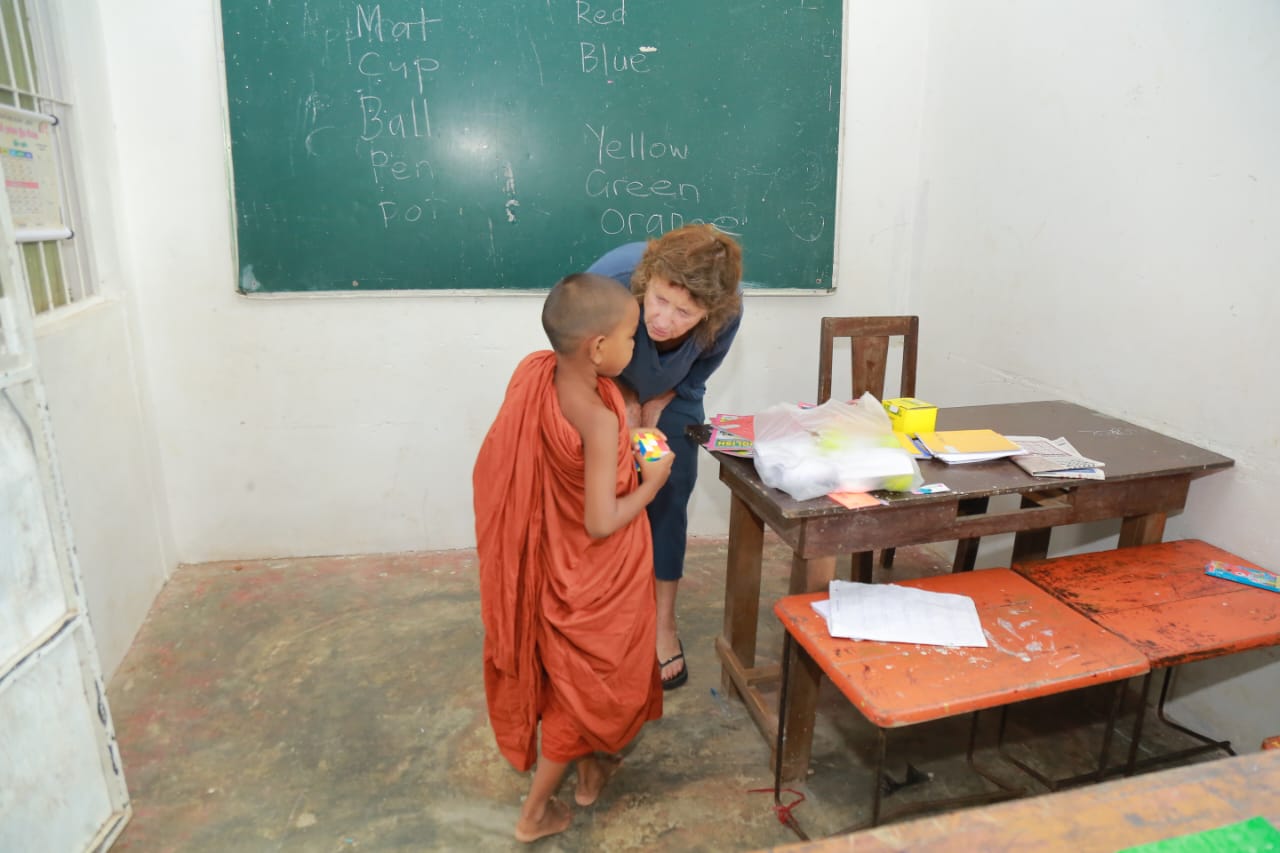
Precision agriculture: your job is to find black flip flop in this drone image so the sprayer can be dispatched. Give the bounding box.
[659,640,688,691]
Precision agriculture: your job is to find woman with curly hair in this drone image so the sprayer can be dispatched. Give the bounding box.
[588,224,744,690]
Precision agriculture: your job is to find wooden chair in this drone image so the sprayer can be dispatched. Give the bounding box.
[817,315,920,406]
[817,316,981,580]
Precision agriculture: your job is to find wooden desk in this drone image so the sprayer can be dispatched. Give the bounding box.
[766,750,1280,853]
[773,571,1149,824]
[701,401,1232,779]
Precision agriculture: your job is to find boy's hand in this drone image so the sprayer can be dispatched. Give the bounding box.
[636,445,675,486]
[632,429,674,486]
[629,427,669,448]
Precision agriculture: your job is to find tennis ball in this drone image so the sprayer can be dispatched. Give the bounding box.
[883,474,915,492]
[816,433,845,452]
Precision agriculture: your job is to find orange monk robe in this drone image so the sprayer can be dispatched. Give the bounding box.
[473,351,663,772]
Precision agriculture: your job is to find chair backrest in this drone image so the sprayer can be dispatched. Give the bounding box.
[817,316,919,404]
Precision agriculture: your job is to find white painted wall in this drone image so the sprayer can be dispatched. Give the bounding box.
[29,0,175,677]
[909,2,1280,751]
[79,1,932,562]
[37,0,1276,739]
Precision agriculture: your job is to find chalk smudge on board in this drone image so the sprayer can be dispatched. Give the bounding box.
[530,34,545,86]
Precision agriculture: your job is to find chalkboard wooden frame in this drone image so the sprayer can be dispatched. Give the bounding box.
[219,1,843,294]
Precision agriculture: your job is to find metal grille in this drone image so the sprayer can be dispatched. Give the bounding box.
[0,0,93,318]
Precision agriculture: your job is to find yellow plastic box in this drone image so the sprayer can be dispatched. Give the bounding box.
[883,397,938,433]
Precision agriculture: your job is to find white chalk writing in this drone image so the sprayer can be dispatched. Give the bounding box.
[580,42,650,76]
[585,124,689,164]
[577,0,626,26]
[309,1,743,241]
[347,5,441,44]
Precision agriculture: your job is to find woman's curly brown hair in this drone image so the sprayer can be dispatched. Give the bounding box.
[631,224,743,348]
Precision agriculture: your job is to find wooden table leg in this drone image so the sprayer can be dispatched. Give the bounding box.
[853,552,875,584]
[722,494,765,692]
[1012,496,1053,564]
[1119,474,1186,547]
[779,632,824,782]
[790,553,838,595]
[768,551,839,781]
[1119,512,1167,548]
[953,497,990,571]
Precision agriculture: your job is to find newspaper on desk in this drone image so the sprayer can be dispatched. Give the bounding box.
[812,580,988,647]
[1006,435,1105,480]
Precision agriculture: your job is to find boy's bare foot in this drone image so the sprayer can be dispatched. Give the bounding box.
[514,796,571,843]
[575,754,623,806]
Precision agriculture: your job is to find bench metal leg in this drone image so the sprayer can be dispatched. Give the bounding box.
[838,713,1020,832]
[997,680,1128,791]
[774,632,1021,840]
[1123,668,1234,774]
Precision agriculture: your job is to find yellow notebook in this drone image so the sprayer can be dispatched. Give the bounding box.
[895,432,924,455]
[914,429,1025,464]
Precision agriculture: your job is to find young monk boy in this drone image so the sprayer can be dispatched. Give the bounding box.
[473,272,675,842]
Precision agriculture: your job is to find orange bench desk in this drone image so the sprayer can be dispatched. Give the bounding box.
[772,569,1149,830]
[1014,539,1280,777]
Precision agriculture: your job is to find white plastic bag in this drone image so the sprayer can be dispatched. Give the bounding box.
[752,393,923,501]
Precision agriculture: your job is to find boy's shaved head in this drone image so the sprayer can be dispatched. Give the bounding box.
[542,273,636,354]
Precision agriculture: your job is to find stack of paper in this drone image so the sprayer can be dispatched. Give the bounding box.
[1006,435,1105,480]
[912,429,1026,464]
[811,580,988,647]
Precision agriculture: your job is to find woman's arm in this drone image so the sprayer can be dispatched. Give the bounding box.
[638,390,675,428]
[615,382,643,430]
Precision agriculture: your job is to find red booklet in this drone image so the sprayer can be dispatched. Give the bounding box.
[705,414,754,457]
[709,413,754,441]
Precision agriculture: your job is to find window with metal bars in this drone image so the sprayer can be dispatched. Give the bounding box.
[0,0,94,317]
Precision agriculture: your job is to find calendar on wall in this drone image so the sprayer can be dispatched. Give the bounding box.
[0,107,70,243]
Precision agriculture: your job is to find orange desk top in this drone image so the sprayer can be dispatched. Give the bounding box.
[773,569,1149,729]
[1015,540,1280,667]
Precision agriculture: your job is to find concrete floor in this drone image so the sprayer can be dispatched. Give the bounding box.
[105,536,1208,851]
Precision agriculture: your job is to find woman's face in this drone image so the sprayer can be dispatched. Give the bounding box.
[642,275,708,342]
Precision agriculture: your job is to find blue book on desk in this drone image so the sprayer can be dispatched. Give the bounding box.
[1205,560,1280,594]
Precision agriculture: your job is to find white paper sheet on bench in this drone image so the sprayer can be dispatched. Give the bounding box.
[811,580,988,648]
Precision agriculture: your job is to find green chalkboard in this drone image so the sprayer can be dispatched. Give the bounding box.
[220,1,842,292]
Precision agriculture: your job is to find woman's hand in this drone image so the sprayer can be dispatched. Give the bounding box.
[618,384,642,430]
[639,390,676,428]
